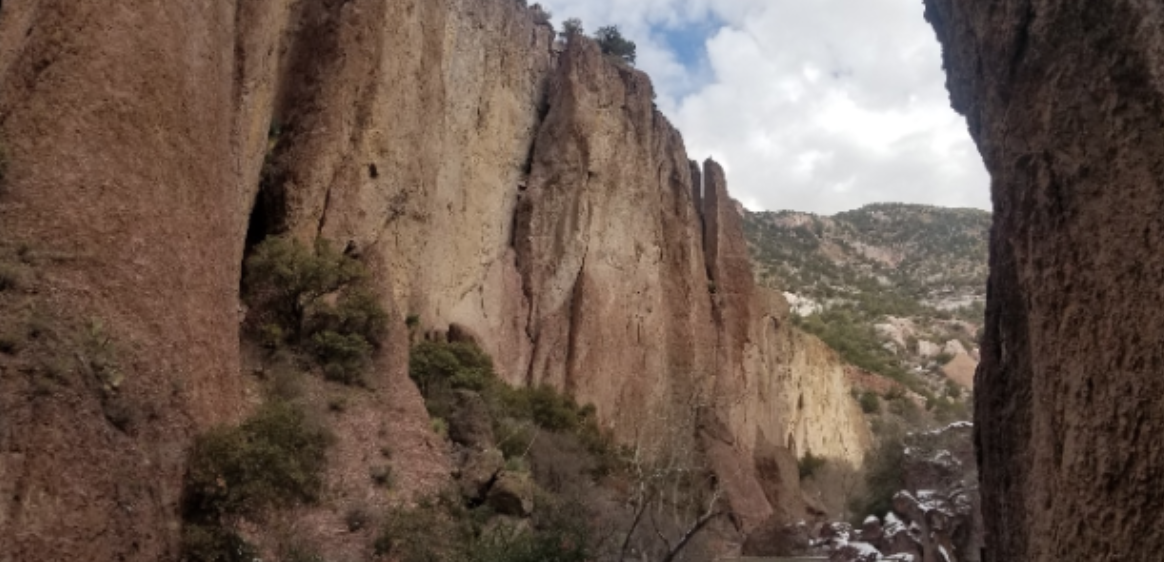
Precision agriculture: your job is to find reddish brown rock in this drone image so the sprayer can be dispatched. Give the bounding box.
[0,0,872,557]
[925,1,1164,560]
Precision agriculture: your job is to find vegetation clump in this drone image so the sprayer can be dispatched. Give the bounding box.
[374,491,593,562]
[798,450,827,480]
[180,524,256,562]
[595,25,637,65]
[858,391,881,414]
[183,400,331,519]
[243,236,387,385]
[559,17,583,38]
[847,427,906,519]
[408,340,618,470]
[794,310,926,395]
[180,400,331,562]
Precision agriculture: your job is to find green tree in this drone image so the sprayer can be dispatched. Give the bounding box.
[560,17,583,38]
[595,26,636,64]
[849,427,906,519]
[243,236,387,384]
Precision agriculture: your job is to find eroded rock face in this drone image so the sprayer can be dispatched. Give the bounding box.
[0,0,554,558]
[0,0,869,556]
[925,1,1164,559]
[515,38,714,452]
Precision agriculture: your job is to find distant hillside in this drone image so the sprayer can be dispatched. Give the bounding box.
[743,203,990,414]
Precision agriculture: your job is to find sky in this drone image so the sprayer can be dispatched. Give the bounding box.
[537,0,992,215]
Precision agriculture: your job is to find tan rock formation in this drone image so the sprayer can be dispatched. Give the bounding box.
[941,353,976,390]
[926,1,1164,560]
[514,38,714,451]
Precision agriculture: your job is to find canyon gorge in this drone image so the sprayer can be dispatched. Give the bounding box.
[0,0,1160,561]
[0,1,867,559]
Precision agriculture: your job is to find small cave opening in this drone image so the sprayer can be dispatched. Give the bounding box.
[244,182,287,256]
[241,165,288,292]
[368,163,379,179]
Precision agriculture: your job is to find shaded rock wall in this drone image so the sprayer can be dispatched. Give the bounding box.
[925,1,1164,560]
[0,0,868,557]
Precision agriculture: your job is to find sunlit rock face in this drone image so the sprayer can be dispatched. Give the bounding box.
[0,0,870,557]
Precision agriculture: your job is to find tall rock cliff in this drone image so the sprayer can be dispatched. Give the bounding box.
[0,1,867,558]
[925,1,1164,560]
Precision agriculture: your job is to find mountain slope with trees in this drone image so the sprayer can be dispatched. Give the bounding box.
[743,203,989,414]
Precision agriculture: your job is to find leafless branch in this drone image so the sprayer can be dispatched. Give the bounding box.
[619,491,652,562]
[659,509,723,562]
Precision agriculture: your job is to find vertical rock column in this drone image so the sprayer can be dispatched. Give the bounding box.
[0,2,254,560]
[925,1,1164,559]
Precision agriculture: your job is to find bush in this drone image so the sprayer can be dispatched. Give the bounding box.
[858,391,880,414]
[345,504,371,532]
[944,380,963,399]
[409,341,621,473]
[375,492,594,562]
[849,429,906,519]
[311,329,373,385]
[496,417,536,460]
[595,26,636,65]
[375,496,473,562]
[530,4,552,24]
[371,464,394,488]
[888,394,922,424]
[183,400,331,519]
[243,236,387,384]
[502,384,581,432]
[409,341,495,396]
[276,539,325,562]
[929,394,970,423]
[798,451,827,480]
[180,523,256,562]
[467,516,592,562]
[431,417,449,439]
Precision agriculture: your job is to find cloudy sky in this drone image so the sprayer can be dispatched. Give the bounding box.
[538,0,991,215]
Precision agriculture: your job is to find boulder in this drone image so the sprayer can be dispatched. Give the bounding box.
[828,542,882,562]
[859,515,883,543]
[447,390,495,449]
[486,471,534,517]
[741,518,812,556]
[457,448,504,501]
[880,512,922,559]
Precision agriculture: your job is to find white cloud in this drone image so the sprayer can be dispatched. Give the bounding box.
[537,0,990,215]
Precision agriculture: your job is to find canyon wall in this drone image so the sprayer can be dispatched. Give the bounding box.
[925,1,1164,560]
[0,0,867,558]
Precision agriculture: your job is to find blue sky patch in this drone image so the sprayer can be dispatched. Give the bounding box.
[656,16,724,68]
